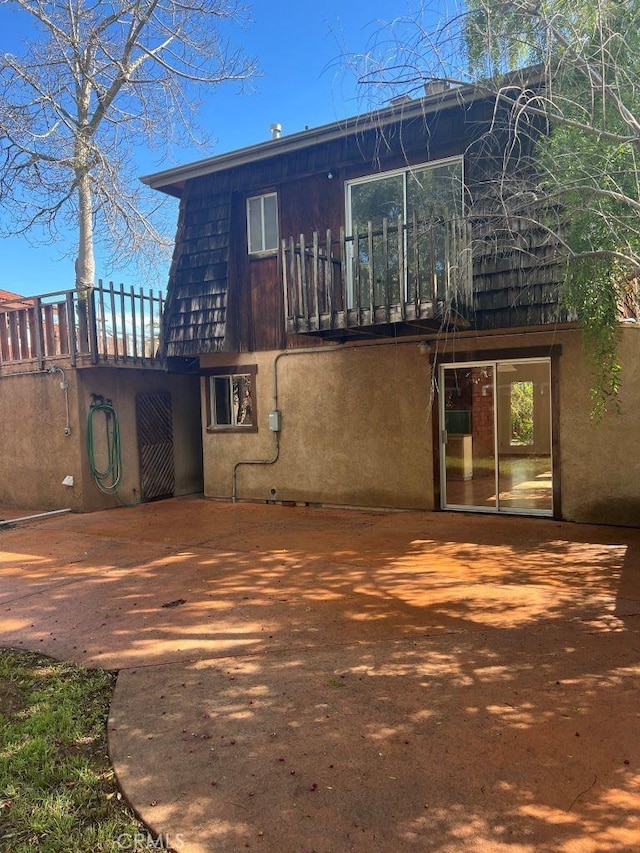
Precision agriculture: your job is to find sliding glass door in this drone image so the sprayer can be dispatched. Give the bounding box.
[440,359,553,515]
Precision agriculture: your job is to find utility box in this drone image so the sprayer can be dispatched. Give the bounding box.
[268,410,282,432]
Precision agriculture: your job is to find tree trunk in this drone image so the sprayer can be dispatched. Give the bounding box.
[75,170,95,293]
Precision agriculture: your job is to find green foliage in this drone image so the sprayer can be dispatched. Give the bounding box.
[537,108,638,416]
[463,0,640,414]
[562,258,623,417]
[510,380,535,444]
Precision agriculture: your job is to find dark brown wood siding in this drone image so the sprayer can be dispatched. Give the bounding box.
[249,256,285,350]
[162,94,568,356]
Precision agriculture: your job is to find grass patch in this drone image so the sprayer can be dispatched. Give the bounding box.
[0,648,151,852]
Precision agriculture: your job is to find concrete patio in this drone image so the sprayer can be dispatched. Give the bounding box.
[1,496,639,852]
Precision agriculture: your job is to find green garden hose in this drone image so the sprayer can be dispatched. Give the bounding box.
[86,397,123,495]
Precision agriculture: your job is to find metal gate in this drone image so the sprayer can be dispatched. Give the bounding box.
[136,391,175,501]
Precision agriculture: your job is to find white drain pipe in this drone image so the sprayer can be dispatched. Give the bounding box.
[0,508,72,527]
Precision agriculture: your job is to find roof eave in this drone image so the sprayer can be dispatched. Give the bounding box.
[141,83,482,197]
[141,66,545,197]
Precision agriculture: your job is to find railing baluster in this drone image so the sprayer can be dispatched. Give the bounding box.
[412,211,420,312]
[398,214,406,320]
[150,287,155,357]
[299,234,308,321]
[326,228,333,324]
[139,286,146,361]
[281,238,291,331]
[87,287,99,364]
[442,220,450,302]
[312,231,320,331]
[77,293,89,355]
[429,222,442,300]
[98,285,107,357]
[130,285,138,360]
[56,302,68,356]
[339,226,347,322]
[9,311,19,359]
[367,220,375,319]
[18,310,29,359]
[66,292,77,366]
[353,223,361,325]
[149,287,156,358]
[31,298,45,368]
[109,282,119,361]
[382,217,390,321]
[466,218,473,303]
[288,237,299,324]
[43,303,55,356]
[0,313,9,362]
[119,284,128,358]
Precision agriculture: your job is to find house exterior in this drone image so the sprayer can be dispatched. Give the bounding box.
[143,80,640,527]
[0,283,203,512]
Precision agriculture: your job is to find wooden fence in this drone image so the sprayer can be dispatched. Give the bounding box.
[0,281,165,368]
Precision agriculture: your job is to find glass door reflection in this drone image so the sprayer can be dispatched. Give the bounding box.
[442,365,497,510]
[441,360,553,515]
[496,361,553,513]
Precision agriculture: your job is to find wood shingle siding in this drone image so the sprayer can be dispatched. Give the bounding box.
[163,184,232,356]
[469,204,568,328]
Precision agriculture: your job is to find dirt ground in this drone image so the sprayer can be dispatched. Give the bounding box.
[1,496,639,853]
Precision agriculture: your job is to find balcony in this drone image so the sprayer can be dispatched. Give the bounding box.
[0,281,165,371]
[282,215,472,339]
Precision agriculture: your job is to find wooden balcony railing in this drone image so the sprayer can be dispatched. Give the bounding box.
[0,281,165,369]
[282,215,472,336]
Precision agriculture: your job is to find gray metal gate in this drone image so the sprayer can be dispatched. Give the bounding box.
[136,391,175,501]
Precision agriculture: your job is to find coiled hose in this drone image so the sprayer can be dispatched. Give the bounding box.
[86,397,122,495]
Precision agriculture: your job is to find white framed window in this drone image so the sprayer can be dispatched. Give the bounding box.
[205,366,257,431]
[247,192,278,254]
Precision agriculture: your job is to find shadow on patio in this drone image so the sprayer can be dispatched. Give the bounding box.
[1,496,639,852]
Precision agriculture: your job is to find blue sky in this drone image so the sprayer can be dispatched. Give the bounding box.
[0,0,438,296]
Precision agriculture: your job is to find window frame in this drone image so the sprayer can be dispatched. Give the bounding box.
[203,365,258,433]
[344,155,465,305]
[345,155,464,227]
[246,192,279,256]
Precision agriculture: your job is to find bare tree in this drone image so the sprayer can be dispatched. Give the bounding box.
[0,0,255,291]
[352,0,640,412]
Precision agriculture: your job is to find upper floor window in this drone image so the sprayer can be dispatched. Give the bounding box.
[346,157,464,231]
[345,157,464,305]
[247,192,278,254]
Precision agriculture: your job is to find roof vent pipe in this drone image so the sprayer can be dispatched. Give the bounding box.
[270,123,282,140]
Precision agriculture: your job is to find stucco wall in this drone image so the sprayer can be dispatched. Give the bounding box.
[200,342,435,510]
[0,367,83,511]
[558,327,640,525]
[0,364,203,513]
[200,327,640,525]
[75,367,203,511]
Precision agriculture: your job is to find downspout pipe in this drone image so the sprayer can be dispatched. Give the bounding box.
[231,346,342,503]
[232,433,280,502]
[47,366,72,435]
[232,339,429,502]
